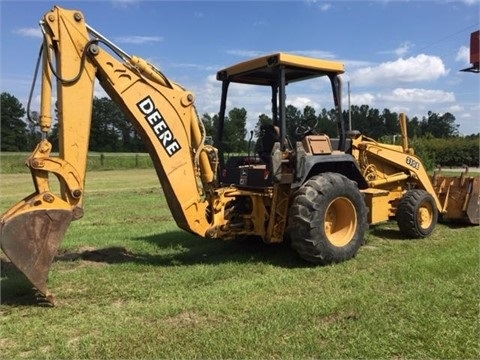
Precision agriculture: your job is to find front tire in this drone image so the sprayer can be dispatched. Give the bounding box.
[287,173,368,264]
[397,189,438,238]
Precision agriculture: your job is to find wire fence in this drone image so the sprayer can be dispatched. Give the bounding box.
[0,152,154,174]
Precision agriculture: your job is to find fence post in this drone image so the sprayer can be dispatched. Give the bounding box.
[100,153,105,168]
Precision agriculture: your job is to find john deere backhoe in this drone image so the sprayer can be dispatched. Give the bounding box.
[1,6,478,302]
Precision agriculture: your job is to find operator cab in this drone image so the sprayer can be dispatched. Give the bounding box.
[215,52,347,188]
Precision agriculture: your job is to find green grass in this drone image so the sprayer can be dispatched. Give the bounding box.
[1,169,479,359]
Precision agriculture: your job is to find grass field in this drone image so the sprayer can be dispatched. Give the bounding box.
[1,169,479,359]
[0,152,154,174]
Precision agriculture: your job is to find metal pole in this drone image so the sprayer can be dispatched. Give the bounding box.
[348,81,352,131]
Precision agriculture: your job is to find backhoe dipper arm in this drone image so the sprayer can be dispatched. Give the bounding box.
[0,6,215,297]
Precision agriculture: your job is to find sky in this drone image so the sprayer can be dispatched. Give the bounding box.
[1,0,479,136]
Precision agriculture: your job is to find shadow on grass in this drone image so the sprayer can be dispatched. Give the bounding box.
[1,258,55,307]
[369,221,478,241]
[1,232,310,306]
[142,231,312,268]
[4,221,476,306]
[369,225,405,241]
[54,231,310,269]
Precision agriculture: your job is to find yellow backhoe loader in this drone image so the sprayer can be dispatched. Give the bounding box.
[1,6,478,302]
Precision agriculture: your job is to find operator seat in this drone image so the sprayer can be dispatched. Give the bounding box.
[258,124,280,164]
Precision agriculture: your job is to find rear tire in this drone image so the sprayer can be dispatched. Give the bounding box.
[287,173,368,264]
[397,189,438,238]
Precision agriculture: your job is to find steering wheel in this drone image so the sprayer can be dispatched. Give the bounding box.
[294,118,318,140]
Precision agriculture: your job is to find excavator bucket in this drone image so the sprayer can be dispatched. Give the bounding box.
[0,192,74,298]
[431,171,480,224]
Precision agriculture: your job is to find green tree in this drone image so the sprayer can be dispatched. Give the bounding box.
[89,97,121,151]
[407,115,422,138]
[348,105,370,135]
[113,105,144,152]
[366,107,384,139]
[318,108,338,137]
[1,92,28,151]
[300,105,318,137]
[201,113,217,139]
[253,113,272,138]
[222,107,248,153]
[253,113,273,154]
[285,104,302,142]
[420,111,459,138]
[45,97,143,152]
[382,108,399,136]
[26,111,42,149]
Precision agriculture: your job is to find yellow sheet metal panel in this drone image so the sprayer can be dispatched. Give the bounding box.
[362,188,391,224]
[217,52,345,85]
[276,52,345,72]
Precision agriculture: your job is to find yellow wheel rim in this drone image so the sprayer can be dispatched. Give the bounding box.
[418,202,434,230]
[324,197,357,247]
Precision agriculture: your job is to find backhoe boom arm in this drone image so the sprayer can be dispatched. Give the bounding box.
[0,6,217,297]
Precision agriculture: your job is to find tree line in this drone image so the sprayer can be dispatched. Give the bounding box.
[1,91,478,167]
[202,104,472,150]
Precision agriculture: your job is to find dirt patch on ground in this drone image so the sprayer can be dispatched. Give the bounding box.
[164,311,209,327]
[0,246,142,278]
[56,246,142,264]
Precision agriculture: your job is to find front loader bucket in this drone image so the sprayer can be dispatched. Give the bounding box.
[465,177,479,224]
[431,172,480,225]
[1,193,74,298]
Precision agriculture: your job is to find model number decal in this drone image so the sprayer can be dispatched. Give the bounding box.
[406,156,419,170]
[137,96,181,157]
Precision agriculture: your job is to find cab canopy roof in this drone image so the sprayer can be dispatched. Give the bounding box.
[216,52,345,86]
